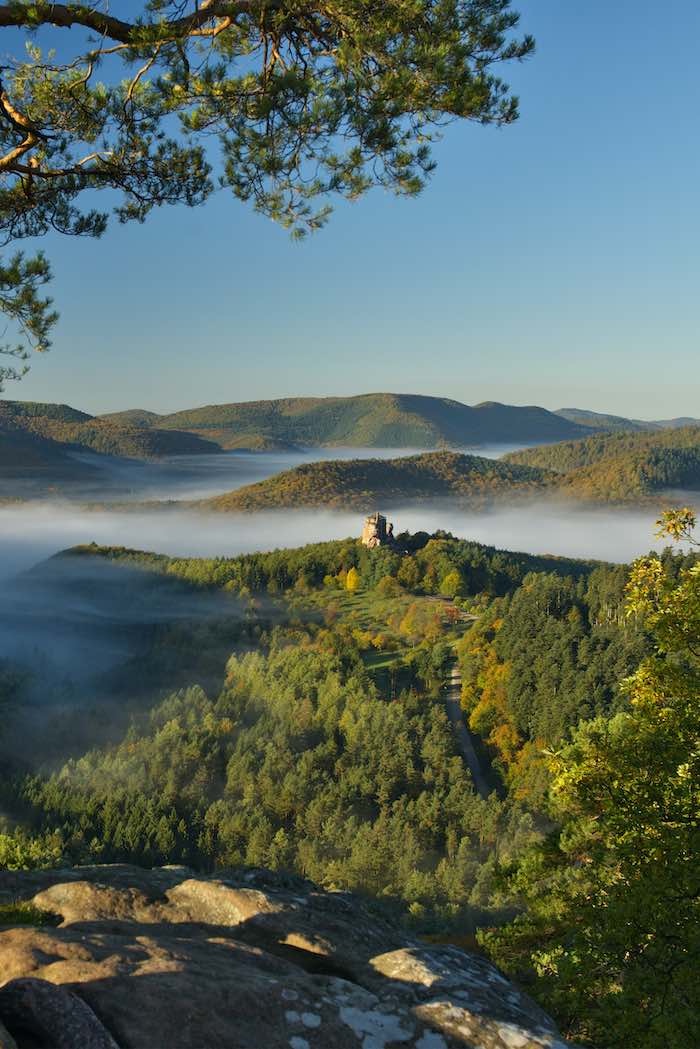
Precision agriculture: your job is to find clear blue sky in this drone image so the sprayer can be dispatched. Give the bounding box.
[11,1,700,417]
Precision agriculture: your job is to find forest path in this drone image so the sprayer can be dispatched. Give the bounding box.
[444,659,491,800]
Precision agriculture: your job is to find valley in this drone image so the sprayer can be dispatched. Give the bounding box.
[1,397,698,1049]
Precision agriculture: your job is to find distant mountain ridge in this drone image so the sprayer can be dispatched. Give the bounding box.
[505,426,700,501]
[3,395,698,499]
[102,393,590,449]
[555,407,700,433]
[104,396,699,449]
[9,395,693,458]
[0,399,220,478]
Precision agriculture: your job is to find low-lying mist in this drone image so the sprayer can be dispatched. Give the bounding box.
[0,545,263,769]
[0,497,688,583]
[0,495,687,585]
[6,443,530,504]
[0,494,692,771]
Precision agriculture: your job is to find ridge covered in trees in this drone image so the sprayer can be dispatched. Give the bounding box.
[0,399,220,466]
[554,407,700,433]
[13,394,591,451]
[200,451,555,511]
[505,425,700,501]
[143,394,589,449]
[5,399,700,509]
[198,431,700,511]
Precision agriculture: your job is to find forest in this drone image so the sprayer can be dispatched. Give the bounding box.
[2,520,697,1046]
[197,431,700,511]
[0,400,220,465]
[506,425,700,500]
[200,452,554,510]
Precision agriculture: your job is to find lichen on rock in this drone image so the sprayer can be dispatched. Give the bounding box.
[0,865,574,1048]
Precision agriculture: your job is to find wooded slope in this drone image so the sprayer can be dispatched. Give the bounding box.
[201,451,555,511]
[145,393,589,449]
[505,426,700,501]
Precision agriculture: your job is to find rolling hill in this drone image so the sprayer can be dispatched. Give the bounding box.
[9,397,697,463]
[555,407,700,433]
[135,393,590,449]
[0,427,98,481]
[0,400,221,468]
[199,429,700,512]
[101,396,700,449]
[200,451,556,511]
[504,426,700,501]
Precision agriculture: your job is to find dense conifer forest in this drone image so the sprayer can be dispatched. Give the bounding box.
[1,520,697,1046]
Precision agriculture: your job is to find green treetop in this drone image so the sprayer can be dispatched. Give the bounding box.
[482,508,700,1048]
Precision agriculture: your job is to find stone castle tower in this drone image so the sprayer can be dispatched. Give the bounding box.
[361,512,395,548]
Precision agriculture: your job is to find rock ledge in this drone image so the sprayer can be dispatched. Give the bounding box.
[0,865,570,1049]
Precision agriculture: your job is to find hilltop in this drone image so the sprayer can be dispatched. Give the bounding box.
[0,400,221,477]
[505,426,700,501]
[201,451,555,511]
[200,429,700,512]
[101,395,700,449]
[98,408,163,428]
[105,393,590,449]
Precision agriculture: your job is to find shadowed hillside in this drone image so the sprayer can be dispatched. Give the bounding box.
[0,428,97,481]
[0,401,220,465]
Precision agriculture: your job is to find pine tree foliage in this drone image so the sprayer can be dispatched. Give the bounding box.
[0,0,533,382]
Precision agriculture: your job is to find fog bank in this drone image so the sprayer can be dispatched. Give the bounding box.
[5,443,531,504]
[0,499,687,585]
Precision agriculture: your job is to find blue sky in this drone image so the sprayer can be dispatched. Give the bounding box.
[11,0,700,417]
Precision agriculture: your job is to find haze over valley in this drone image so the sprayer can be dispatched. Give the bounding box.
[3,390,694,777]
[1,4,699,1042]
[2,395,698,589]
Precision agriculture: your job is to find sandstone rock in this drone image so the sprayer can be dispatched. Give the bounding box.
[361,511,396,548]
[0,865,574,1049]
[0,1019,18,1049]
[0,978,119,1049]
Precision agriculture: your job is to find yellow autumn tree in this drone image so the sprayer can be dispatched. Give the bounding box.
[345,567,361,592]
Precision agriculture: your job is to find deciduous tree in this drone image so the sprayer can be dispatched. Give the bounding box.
[482,509,700,1048]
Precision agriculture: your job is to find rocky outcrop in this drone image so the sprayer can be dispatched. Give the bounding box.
[361,511,396,548]
[0,865,571,1049]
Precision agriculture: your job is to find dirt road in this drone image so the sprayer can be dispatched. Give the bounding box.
[444,660,491,799]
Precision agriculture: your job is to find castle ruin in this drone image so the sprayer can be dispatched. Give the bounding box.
[361,512,395,548]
